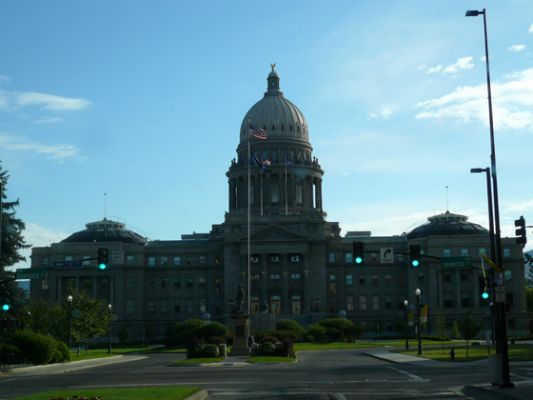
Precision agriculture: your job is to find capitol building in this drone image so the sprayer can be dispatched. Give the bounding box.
[29,67,528,340]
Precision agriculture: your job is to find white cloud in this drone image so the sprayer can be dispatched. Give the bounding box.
[529,23,533,33]
[34,116,64,124]
[10,223,68,271]
[369,104,397,119]
[0,132,80,160]
[415,67,533,130]
[425,56,474,75]
[504,198,533,213]
[508,44,526,52]
[16,92,90,111]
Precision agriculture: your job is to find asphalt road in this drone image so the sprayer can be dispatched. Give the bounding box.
[1,350,532,399]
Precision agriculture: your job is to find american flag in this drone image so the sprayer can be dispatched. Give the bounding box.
[248,123,267,140]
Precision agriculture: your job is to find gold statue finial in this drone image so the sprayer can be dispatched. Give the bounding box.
[270,63,276,72]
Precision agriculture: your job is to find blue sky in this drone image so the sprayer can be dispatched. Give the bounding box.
[1,0,532,270]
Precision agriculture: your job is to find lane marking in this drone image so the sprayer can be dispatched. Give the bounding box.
[388,366,430,382]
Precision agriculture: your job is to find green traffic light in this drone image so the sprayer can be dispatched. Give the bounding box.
[482,292,489,300]
[2,303,10,312]
[355,256,363,264]
[98,263,107,270]
[411,260,420,268]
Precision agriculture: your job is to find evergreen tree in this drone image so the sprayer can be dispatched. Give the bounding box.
[0,163,30,327]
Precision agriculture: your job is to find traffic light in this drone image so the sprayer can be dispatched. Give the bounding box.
[1,302,10,312]
[515,216,527,246]
[97,248,109,270]
[409,245,421,268]
[352,242,364,265]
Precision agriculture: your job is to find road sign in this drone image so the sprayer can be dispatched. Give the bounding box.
[53,261,81,268]
[15,268,47,280]
[380,247,394,264]
[442,257,472,268]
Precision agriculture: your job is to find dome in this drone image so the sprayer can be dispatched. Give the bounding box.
[407,211,488,239]
[240,65,309,143]
[61,218,147,245]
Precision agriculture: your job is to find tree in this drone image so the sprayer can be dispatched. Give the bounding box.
[458,312,482,358]
[70,291,111,347]
[0,163,30,327]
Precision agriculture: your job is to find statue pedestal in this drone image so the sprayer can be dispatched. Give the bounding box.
[229,313,250,356]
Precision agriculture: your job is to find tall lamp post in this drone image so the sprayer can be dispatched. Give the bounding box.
[107,304,112,355]
[471,167,496,343]
[403,299,409,350]
[466,8,513,388]
[67,295,73,350]
[415,288,422,355]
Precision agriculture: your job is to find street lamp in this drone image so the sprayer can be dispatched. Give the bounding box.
[403,300,409,350]
[466,8,513,388]
[67,295,73,350]
[107,304,112,355]
[471,167,496,343]
[415,288,422,355]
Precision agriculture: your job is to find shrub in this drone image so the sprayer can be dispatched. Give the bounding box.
[9,330,57,365]
[170,319,205,347]
[276,320,303,332]
[307,324,327,342]
[197,322,228,340]
[280,337,294,357]
[260,335,280,345]
[324,327,344,342]
[259,341,277,355]
[186,337,201,359]
[0,343,22,365]
[51,341,70,363]
[189,344,219,358]
[269,330,298,342]
[206,336,226,345]
[319,318,354,340]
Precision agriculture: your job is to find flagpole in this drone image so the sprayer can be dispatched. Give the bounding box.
[247,132,251,316]
[285,161,288,215]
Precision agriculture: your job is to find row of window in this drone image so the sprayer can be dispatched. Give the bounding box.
[250,254,301,264]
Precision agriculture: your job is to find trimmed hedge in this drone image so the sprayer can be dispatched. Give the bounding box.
[0,343,22,365]
[188,343,220,358]
[9,330,59,365]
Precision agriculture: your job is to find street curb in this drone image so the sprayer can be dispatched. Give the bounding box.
[2,355,147,375]
[185,389,208,400]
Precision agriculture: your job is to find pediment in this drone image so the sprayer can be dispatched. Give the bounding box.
[239,224,309,242]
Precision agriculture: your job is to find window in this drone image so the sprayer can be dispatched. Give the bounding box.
[359,296,367,311]
[186,277,193,289]
[329,274,336,295]
[444,294,453,308]
[345,274,354,286]
[504,270,512,281]
[65,255,73,262]
[199,298,206,313]
[384,274,392,286]
[148,256,155,267]
[271,183,280,202]
[126,255,135,265]
[186,256,193,266]
[42,257,49,266]
[503,248,511,257]
[346,296,354,311]
[252,273,260,281]
[161,300,168,313]
[173,278,181,288]
[359,276,366,285]
[385,296,392,310]
[199,255,206,265]
[460,248,469,257]
[174,303,181,313]
[173,256,181,267]
[461,295,470,308]
[270,273,280,281]
[82,256,91,266]
[198,277,206,289]
[251,255,259,264]
[290,273,301,280]
[372,295,380,311]
[479,248,487,256]
[460,273,469,283]
[328,252,336,263]
[417,273,425,283]
[329,274,336,282]
[291,295,301,315]
[506,292,514,306]
[147,300,156,315]
[270,254,280,263]
[443,273,452,283]
[149,278,156,289]
[160,256,168,266]
[186,299,193,314]
[215,256,222,264]
[344,252,353,263]
[442,249,451,257]
[371,274,379,287]
[161,278,168,289]
[125,300,134,315]
[125,277,133,289]
[270,295,281,315]
[290,255,301,263]
[296,184,303,204]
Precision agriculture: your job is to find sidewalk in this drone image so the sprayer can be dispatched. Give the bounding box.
[0,354,147,376]
[200,355,251,367]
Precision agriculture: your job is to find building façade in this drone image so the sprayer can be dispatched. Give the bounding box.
[29,67,528,341]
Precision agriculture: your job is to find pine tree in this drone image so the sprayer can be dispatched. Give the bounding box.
[0,162,30,326]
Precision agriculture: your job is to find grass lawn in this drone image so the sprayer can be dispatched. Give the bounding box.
[13,386,200,400]
[174,357,224,365]
[68,346,186,361]
[248,356,296,363]
[400,344,533,362]
[294,339,456,352]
